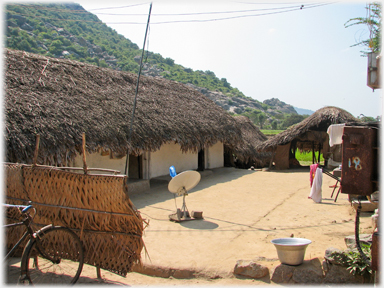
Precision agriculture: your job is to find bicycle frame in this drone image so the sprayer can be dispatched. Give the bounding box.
[5,203,84,284]
[3,204,35,262]
[5,205,61,269]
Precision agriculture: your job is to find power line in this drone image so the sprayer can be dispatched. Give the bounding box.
[86,2,152,11]
[15,2,151,13]
[6,2,336,26]
[12,2,331,17]
[103,2,336,25]
[234,1,315,4]
[92,3,323,16]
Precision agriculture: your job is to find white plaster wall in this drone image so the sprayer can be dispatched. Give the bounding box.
[73,152,127,175]
[150,142,198,178]
[72,141,224,179]
[207,141,224,169]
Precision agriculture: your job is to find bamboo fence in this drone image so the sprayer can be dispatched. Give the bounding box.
[4,161,147,277]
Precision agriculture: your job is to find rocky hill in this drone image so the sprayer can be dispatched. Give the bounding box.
[5,3,300,129]
[185,83,296,115]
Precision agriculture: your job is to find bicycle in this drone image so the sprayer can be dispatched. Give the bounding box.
[4,202,84,284]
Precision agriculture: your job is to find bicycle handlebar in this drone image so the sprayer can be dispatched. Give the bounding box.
[21,205,33,213]
[3,203,33,214]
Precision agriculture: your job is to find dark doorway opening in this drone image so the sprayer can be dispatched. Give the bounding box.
[198,149,205,171]
[128,154,142,179]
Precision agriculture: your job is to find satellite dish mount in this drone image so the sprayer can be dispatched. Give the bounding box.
[168,169,203,222]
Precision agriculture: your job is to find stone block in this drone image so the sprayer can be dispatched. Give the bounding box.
[271,258,324,284]
[344,234,372,249]
[323,263,365,284]
[234,260,269,279]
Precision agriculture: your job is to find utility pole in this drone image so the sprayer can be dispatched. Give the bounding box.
[125,3,153,176]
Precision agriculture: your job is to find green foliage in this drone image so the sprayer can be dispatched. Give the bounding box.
[346,243,372,277]
[257,113,267,129]
[280,114,307,129]
[271,120,278,130]
[295,150,324,164]
[358,114,377,122]
[261,103,270,111]
[242,109,262,126]
[345,2,381,54]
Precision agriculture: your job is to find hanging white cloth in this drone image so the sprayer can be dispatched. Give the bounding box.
[309,167,323,203]
[327,124,345,147]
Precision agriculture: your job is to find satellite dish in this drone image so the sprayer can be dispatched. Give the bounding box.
[168,170,203,222]
[168,170,201,195]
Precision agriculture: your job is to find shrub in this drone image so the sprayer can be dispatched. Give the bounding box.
[346,243,372,277]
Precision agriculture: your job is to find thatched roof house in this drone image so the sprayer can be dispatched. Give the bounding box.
[5,49,241,169]
[256,106,360,169]
[224,116,270,168]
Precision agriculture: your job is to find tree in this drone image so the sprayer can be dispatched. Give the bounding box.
[358,114,376,122]
[345,2,381,54]
[271,120,278,130]
[257,113,267,129]
[281,114,306,129]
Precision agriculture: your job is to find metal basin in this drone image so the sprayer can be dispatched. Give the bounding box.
[271,238,312,266]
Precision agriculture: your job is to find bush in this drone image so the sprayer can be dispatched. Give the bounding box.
[346,243,372,277]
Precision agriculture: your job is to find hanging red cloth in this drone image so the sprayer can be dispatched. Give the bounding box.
[310,163,319,187]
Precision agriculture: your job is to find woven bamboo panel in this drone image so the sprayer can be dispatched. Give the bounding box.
[4,163,146,276]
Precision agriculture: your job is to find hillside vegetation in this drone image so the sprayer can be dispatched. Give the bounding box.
[5,2,308,129]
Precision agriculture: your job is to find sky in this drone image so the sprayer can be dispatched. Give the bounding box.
[75,0,383,119]
[11,0,384,118]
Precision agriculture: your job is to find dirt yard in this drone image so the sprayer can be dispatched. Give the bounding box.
[5,167,376,285]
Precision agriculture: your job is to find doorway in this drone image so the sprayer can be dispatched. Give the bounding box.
[128,154,142,179]
[198,149,205,171]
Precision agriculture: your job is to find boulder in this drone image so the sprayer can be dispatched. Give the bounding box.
[291,263,323,284]
[271,258,323,284]
[323,263,365,284]
[344,234,372,249]
[271,264,295,283]
[21,22,34,31]
[324,247,349,266]
[7,20,18,27]
[233,260,269,279]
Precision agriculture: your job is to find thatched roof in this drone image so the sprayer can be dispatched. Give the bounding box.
[5,49,241,165]
[227,116,270,165]
[256,106,360,151]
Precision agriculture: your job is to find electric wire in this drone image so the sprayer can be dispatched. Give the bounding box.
[6,2,336,25]
[15,2,151,13]
[92,3,324,16]
[147,3,333,25]
[14,2,326,15]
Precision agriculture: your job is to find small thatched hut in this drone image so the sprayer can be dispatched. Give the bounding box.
[256,106,360,170]
[5,49,242,181]
[224,116,271,168]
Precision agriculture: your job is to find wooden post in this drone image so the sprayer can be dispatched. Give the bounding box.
[96,266,102,279]
[82,133,88,174]
[269,147,275,169]
[312,141,315,164]
[32,134,40,166]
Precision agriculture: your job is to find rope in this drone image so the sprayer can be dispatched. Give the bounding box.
[6,196,137,218]
[354,200,372,266]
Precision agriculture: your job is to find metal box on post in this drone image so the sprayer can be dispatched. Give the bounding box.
[341,126,378,196]
[367,52,381,90]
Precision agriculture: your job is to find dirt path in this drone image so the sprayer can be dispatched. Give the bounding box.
[5,167,375,285]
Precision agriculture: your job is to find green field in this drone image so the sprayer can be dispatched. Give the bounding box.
[261,130,284,135]
[260,130,325,166]
[295,150,324,166]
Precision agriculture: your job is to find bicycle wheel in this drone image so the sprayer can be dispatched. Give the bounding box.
[20,226,84,284]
